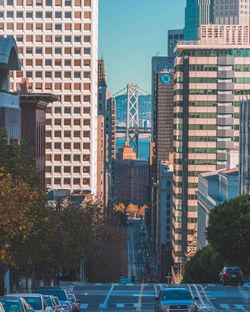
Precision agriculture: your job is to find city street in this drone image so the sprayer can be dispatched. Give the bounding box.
[61,281,250,311]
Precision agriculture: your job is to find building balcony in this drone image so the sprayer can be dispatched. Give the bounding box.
[217,105,234,114]
[217,117,234,126]
[218,82,234,91]
[217,71,234,79]
[217,141,234,149]
[218,57,234,66]
[217,93,234,102]
[217,129,234,137]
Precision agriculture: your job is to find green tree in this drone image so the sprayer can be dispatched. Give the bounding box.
[182,245,223,283]
[206,195,250,273]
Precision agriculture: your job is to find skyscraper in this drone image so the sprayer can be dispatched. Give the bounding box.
[0,0,98,194]
[214,0,250,27]
[168,29,184,57]
[184,0,214,40]
[173,30,250,265]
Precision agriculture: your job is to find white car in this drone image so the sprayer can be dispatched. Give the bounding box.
[7,294,49,312]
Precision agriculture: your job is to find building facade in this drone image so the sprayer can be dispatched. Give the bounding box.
[239,98,250,195]
[0,37,21,141]
[214,0,250,27]
[168,29,184,57]
[155,162,173,282]
[184,0,214,40]
[197,167,239,248]
[173,35,250,264]
[0,0,99,193]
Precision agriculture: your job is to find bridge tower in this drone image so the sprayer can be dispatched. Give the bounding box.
[126,84,139,158]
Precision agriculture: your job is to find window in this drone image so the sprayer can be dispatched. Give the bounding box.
[74,48,81,54]
[84,24,91,31]
[64,143,71,149]
[74,96,81,102]
[26,71,33,77]
[84,48,91,55]
[46,0,52,5]
[45,166,51,172]
[64,95,71,102]
[75,0,81,5]
[74,11,81,18]
[64,119,71,126]
[74,119,81,126]
[84,36,91,42]
[17,11,23,17]
[55,0,62,5]
[84,11,91,18]
[64,107,71,114]
[45,47,52,54]
[55,24,62,30]
[64,155,71,161]
[83,119,90,126]
[73,178,80,185]
[46,24,52,30]
[36,71,42,78]
[7,23,13,30]
[84,0,91,6]
[55,48,62,54]
[82,178,90,185]
[36,23,43,30]
[55,59,61,66]
[84,72,90,79]
[83,154,90,161]
[54,131,61,138]
[83,143,90,150]
[84,83,90,90]
[46,154,52,161]
[84,107,90,113]
[45,59,52,66]
[73,155,80,162]
[54,166,61,173]
[74,36,81,42]
[65,60,71,66]
[65,36,71,42]
[7,11,13,18]
[35,59,42,66]
[26,11,33,17]
[7,0,13,4]
[64,83,71,90]
[36,11,42,18]
[74,60,81,66]
[45,35,52,42]
[74,83,81,90]
[83,131,90,137]
[54,178,61,185]
[64,71,71,78]
[55,72,61,78]
[83,167,90,173]
[17,0,23,4]
[65,12,71,18]
[74,72,81,78]
[64,131,71,137]
[55,11,62,18]
[74,24,81,31]
[36,47,42,54]
[65,23,71,30]
[55,83,61,90]
[16,35,23,42]
[46,12,52,18]
[45,178,51,185]
[64,166,71,173]
[64,178,70,185]
[74,108,81,114]
[74,131,80,137]
[54,155,61,161]
[54,107,61,113]
[73,166,80,173]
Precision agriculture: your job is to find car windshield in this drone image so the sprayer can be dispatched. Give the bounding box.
[68,295,75,303]
[162,290,192,301]
[0,299,22,312]
[44,297,52,307]
[22,297,42,310]
[37,291,67,301]
[227,269,241,274]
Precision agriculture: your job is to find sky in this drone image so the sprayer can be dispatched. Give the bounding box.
[98,0,186,95]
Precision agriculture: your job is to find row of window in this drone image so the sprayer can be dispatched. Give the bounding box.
[174,193,197,200]
[175,147,217,153]
[16,58,91,68]
[46,154,90,161]
[35,82,91,91]
[45,177,90,186]
[175,205,198,212]
[175,136,217,142]
[46,119,90,126]
[182,49,250,57]
[175,101,240,107]
[2,22,91,31]
[16,35,90,44]
[16,71,91,79]
[46,166,90,173]
[17,46,91,55]
[3,0,91,7]
[175,124,217,130]
[175,217,197,223]
[176,77,250,84]
[46,130,91,138]
[46,142,90,150]
[1,10,90,19]
[175,113,217,119]
[47,106,90,114]
[174,159,217,165]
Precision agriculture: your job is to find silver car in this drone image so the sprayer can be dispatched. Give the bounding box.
[155,288,198,312]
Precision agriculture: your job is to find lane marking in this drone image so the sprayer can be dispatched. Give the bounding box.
[154,284,157,296]
[131,227,137,281]
[220,303,231,310]
[137,281,145,307]
[79,304,88,309]
[116,303,124,308]
[199,284,216,310]
[99,283,115,309]
[235,304,248,311]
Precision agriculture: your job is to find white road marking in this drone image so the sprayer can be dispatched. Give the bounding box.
[134,303,142,308]
[116,303,124,308]
[154,284,157,296]
[99,283,115,309]
[235,304,248,311]
[220,303,231,310]
[79,304,88,309]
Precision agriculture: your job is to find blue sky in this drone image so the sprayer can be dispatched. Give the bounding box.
[98,0,186,95]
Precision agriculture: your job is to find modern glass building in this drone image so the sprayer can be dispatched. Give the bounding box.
[184,0,214,40]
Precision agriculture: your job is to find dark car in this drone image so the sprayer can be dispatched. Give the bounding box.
[0,297,34,312]
[34,288,71,312]
[155,288,198,312]
[219,266,244,286]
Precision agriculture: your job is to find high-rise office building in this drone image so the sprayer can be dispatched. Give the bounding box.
[168,29,184,57]
[214,0,250,26]
[173,31,250,265]
[184,0,214,40]
[0,0,98,194]
[239,98,250,195]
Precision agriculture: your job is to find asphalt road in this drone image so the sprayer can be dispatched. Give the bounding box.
[61,281,250,311]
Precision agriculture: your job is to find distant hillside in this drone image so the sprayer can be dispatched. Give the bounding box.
[115,94,152,127]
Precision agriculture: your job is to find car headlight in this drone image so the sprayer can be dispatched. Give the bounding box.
[189,304,197,312]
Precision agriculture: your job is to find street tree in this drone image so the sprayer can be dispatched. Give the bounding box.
[126,203,139,217]
[206,195,250,273]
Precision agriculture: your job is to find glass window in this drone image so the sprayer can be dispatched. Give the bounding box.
[55,24,62,30]
[45,60,52,66]
[7,11,13,17]
[65,36,71,42]
[46,12,52,18]
[64,60,71,66]
[55,72,61,78]
[26,12,33,18]
[65,12,71,18]
[55,11,62,18]
[36,11,42,18]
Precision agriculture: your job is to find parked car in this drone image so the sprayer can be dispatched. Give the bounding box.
[154,288,198,312]
[34,288,71,312]
[43,296,59,312]
[52,297,64,312]
[7,294,47,312]
[67,295,78,312]
[219,266,244,286]
[0,297,34,312]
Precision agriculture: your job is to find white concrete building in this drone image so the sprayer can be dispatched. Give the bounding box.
[0,0,98,194]
[196,167,239,248]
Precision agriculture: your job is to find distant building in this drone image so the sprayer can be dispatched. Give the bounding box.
[196,168,239,249]
[184,0,214,40]
[19,89,58,186]
[168,29,184,57]
[155,161,173,282]
[239,98,250,195]
[0,37,21,141]
[114,143,148,206]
